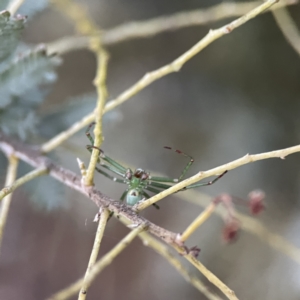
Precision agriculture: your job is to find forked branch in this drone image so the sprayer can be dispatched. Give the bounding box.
[41,0,280,153]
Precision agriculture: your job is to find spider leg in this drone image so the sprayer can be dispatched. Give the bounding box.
[143,191,160,210]
[149,176,178,183]
[120,190,127,202]
[164,146,194,181]
[99,163,127,178]
[86,123,128,173]
[85,122,96,145]
[95,167,126,184]
[146,186,162,194]
[148,181,172,190]
[86,145,129,176]
[179,171,228,191]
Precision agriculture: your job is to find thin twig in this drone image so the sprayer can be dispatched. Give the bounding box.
[41,0,279,153]
[0,155,18,251]
[180,202,217,242]
[118,216,235,299]
[47,224,146,300]
[0,167,48,201]
[139,231,223,300]
[0,132,178,245]
[92,154,300,265]
[51,0,109,186]
[84,50,109,186]
[181,250,238,300]
[50,0,99,36]
[5,140,300,299]
[179,189,300,265]
[135,144,300,210]
[6,0,25,15]
[78,208,110,300]
[272,6,300,55]
[76,158,87,179]
[46,0,298,55]
[4,133,300,264]
[41,112,95,153]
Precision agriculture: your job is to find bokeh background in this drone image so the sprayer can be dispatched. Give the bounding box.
[1,0,300,299]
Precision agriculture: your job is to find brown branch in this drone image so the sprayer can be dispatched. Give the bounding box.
[0,132,177,245]
[0,133,239,299]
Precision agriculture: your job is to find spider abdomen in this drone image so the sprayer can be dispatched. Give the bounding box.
[126,189,143,206]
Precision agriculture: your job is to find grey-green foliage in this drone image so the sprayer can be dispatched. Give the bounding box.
[0,46,62,139]
[40,93,123,137]
[40,93,98,137]
[20,157,66,211]
[0,0,48,18]
[0,10,26,63]
[0,3,65,210]
[17,0,49,19]
[0,0,10,10]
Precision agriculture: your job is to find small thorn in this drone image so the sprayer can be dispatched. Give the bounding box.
[127,223,139,229]
[93,212,101,222]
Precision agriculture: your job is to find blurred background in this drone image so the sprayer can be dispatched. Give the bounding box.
[1,0,300,299]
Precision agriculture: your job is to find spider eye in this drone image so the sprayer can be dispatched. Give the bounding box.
[126,189,142,206]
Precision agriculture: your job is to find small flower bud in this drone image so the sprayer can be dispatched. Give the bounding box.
[248,190,265,215]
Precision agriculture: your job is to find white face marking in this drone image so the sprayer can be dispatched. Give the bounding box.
[113,178,117,182]
[174,179,179,182]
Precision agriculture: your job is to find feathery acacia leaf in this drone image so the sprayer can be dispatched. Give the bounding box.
[0,10,26,64]
[20,157,66,211]
[0,46,62,139]
[0,0,10,11]
[40,92,123,137]
[17,0,49,19]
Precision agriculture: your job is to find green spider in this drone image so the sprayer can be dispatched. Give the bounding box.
[86,123,227,208]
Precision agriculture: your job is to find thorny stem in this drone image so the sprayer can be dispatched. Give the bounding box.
[6,0,25,15]
[0,167,48,201]
[5,136,300,299]
[76,158,87,179]
[84,50,109,186]
[180,249,239,300]
[47,224,146,300]
[51,0,109,186]
[78,208,110,300]
[135,144,300,210]
[40,0,279,153]
[46,0,298,55]
[139,231,223,300]
[180,202,217,242]
[0,132,178,245]
[0,155,18,252]
[118,217,237,300]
